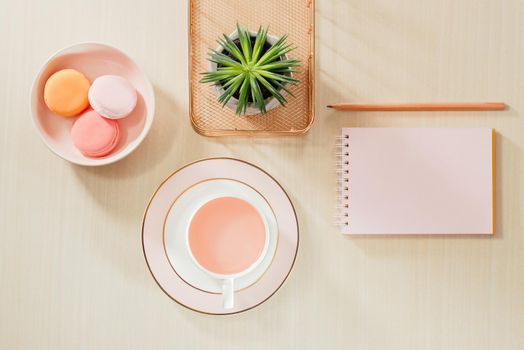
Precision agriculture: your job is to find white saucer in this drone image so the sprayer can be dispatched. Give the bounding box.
[163,178,279,294]
[142,158,299,315]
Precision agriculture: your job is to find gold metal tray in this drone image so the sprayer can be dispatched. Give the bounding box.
[189,0,315,136]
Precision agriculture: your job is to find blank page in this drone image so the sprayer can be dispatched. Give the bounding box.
[339,128,494,234]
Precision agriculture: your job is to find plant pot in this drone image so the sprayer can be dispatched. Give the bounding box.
[208,31,290,116]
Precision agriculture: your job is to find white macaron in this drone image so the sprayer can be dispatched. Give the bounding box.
[88,75,137,119]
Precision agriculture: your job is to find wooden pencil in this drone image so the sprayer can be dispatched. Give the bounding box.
[326,102,506,112]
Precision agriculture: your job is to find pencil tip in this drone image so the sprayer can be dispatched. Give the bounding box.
[326,105,333,108]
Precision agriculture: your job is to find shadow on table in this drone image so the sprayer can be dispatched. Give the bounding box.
[71,85,180,182]
[346,131,513,251]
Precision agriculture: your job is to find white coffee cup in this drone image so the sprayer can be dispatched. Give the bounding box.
[186,196,270,309]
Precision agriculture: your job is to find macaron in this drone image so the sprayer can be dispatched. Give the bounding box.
[71,110,120,157]
[44,69,90,117]
[88,75,137,119]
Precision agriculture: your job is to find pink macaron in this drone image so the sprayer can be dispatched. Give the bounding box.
[88,75,137,119]
[71,110,120,157]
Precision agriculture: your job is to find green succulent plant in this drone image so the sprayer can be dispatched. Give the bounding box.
[200,24,300,115]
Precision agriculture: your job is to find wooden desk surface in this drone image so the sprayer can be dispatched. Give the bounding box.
[1,0,523,349]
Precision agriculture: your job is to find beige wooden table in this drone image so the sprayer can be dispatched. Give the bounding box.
[1,0,523,349]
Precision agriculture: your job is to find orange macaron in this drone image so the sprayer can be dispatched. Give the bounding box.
[44,69,90,117]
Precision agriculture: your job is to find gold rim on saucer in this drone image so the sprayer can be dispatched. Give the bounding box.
[141,157,299,315]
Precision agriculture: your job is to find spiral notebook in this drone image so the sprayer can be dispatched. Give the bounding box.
[336,128,495,234]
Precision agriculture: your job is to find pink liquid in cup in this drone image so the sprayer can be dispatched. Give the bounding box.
[188,197,267,276]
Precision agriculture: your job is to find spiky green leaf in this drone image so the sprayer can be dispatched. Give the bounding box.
[201,24,300,115]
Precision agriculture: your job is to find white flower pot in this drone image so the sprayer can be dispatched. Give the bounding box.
[208,30,290,116]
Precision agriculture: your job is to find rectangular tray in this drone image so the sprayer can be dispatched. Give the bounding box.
[189,0,315,136]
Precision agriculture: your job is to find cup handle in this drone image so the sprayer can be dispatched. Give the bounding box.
[222,278,234,309]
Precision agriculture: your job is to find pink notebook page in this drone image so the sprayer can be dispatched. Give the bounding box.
[338,128,494,234]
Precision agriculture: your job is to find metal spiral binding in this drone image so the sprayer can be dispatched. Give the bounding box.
[335,133,350,229]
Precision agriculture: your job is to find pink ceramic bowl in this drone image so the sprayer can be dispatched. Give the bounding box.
[31,42,155,166]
